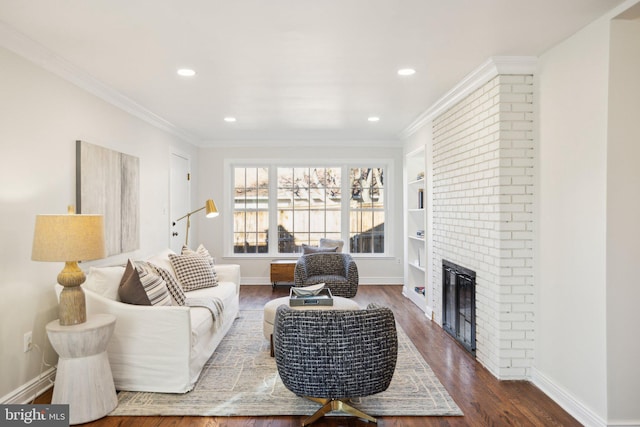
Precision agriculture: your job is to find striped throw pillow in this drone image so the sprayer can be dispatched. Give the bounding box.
[148,262,186,306]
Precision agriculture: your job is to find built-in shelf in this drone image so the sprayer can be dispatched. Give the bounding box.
[404,146,428,315]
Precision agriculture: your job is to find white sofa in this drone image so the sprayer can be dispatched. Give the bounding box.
[72,255,240,394]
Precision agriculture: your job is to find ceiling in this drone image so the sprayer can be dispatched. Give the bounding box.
[0,0,628,146]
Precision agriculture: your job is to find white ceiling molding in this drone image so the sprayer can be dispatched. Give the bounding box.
[400,56,538,139]
[199,139,401,149]
[0,21,201,145]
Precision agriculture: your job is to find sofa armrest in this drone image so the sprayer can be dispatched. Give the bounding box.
[215,264,241,293]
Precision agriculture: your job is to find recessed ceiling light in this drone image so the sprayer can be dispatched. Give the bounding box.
[368,116,380,122]
[397,68,416,76]
[224,117,237,123]
[177,68,196,77]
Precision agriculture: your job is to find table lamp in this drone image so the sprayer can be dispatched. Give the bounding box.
[32,207,106,326]
[173,198,218,246]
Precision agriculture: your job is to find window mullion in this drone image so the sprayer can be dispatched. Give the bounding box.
[341,164,350,252]
[268,165,277,256]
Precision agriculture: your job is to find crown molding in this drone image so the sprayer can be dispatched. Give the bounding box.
[400,56,538,139]
[199,138,401,148]
[0,21,201,145]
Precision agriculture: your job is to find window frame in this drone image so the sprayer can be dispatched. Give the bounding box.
[224,158,393,259]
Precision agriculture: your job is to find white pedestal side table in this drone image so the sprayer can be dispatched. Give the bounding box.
[46,313,118,425]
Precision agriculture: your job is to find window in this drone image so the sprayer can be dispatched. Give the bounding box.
[231,163,387,256]
[277,167,342,252]
[233,167,269,253]
[349,167,384,254]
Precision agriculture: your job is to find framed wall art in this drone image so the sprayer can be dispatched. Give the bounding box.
[76,140,140,256]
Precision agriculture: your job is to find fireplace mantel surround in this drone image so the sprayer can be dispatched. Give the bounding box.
[426,65,535,380]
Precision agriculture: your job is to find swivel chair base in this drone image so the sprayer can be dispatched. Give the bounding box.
[302,396,377,426]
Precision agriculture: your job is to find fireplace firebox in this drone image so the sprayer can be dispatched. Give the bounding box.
[442,260,476,355]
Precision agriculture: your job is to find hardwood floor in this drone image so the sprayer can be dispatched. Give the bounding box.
[36,285,581,426]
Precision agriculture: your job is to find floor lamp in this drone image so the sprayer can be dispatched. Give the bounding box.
[173,199,218,246]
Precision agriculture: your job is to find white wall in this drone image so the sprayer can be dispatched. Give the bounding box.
[0,46,197,401]
[195,145,404,284]
[536,13,610,421]
[536,6,640,424]
[606,17,640,424]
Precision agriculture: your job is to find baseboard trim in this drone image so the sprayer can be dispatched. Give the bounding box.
[0,367,55,404]
[606,422,640,427]
[531,367,606,427]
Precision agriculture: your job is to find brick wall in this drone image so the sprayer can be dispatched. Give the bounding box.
[432,74,534,379]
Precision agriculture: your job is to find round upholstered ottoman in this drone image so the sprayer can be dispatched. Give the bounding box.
[263,296,361,355]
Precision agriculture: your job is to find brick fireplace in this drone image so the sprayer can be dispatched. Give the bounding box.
[431,74,534,379]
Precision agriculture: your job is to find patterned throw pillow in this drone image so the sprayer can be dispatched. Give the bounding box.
[118,260,173,306]
[148,262,186,306]
[169,253,219,292]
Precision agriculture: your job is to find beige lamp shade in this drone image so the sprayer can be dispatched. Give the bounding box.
[32,213,105,325]
[32,214,106,262]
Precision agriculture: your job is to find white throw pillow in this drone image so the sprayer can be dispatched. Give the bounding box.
[182,244,215,265]
[146,248,178,279]
[84,266,125,301]
[319,238,344,252]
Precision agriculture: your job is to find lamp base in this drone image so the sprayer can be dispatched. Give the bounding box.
[57,261,87,326]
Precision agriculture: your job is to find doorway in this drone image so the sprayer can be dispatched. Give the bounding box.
[170,153,190,253]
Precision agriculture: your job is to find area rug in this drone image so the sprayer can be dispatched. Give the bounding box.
[110,310,462,417]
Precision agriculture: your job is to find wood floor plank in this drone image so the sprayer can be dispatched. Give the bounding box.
[35,285,581,427]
